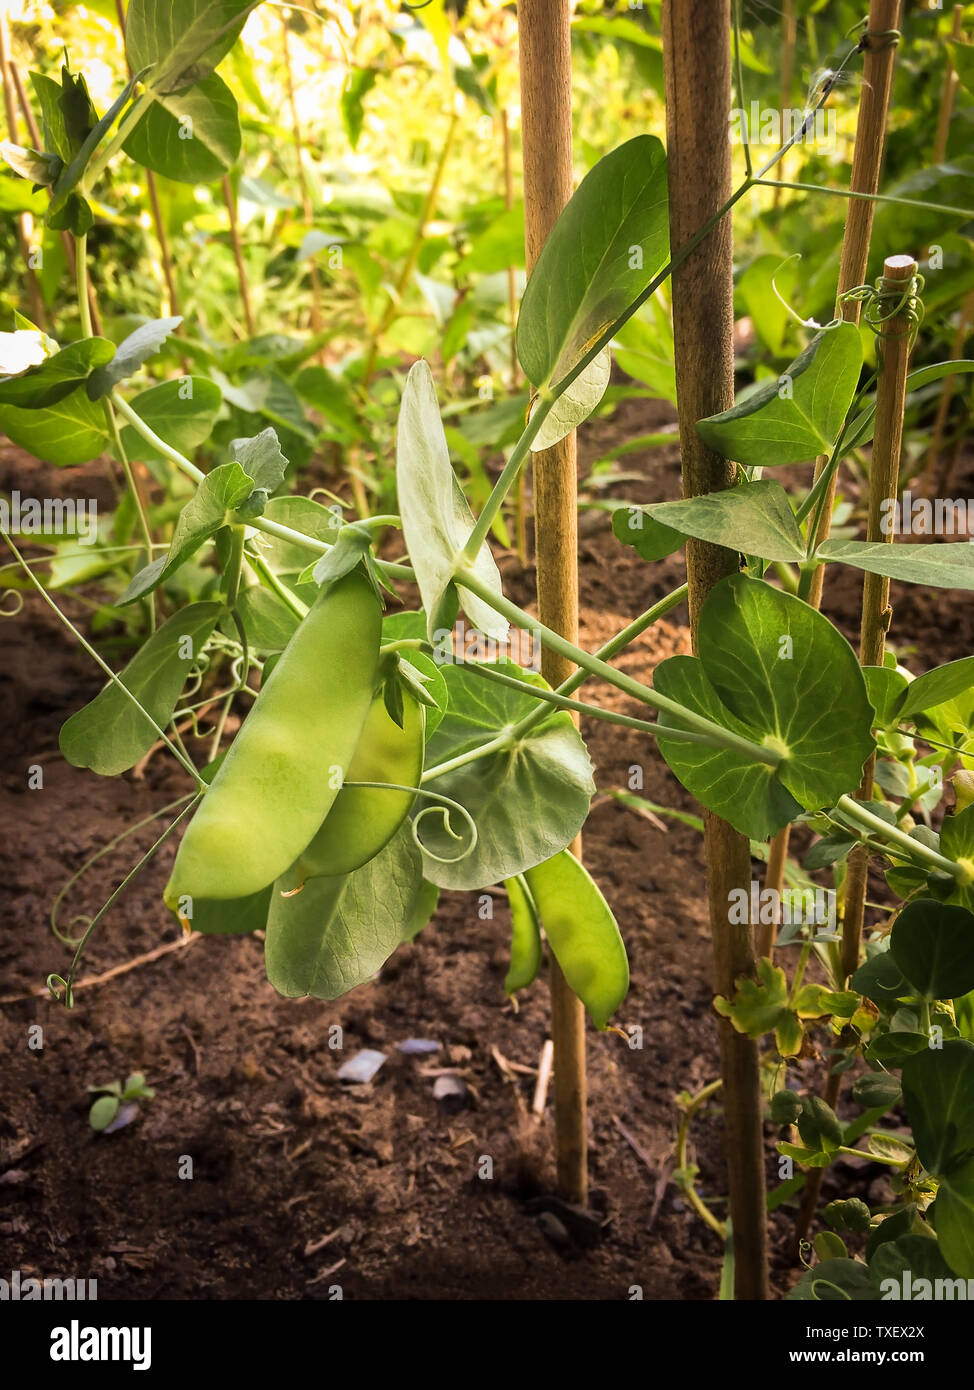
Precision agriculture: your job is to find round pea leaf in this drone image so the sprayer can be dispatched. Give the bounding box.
[264,823,423,999]
[891,899,974,1001]
[655,574,875,840]
[416,661,595,891]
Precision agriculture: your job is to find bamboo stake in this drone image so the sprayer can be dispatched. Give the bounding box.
[518,0,587,1206]
[795,255,917,1249]
[0,8,47,330]
[806,0,901,612]
[281,12,324,344]
[502,105,528,566]
[841,255,917,979]
[662,0,768,1300]
[765,1,902,959]
[222,174,256,336]
[933,5,964,165]
[772,0,797,209]
[922,7,968,492]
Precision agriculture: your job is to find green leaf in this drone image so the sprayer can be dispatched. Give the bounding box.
[798,1097,842,1153]
[416,662,595,891]
[851,1072,902,1111]
[309,526,371,587]
[655,575,874,840]
[341,66,376,149]
[0,139,60,185]
[0,337,115,407]
[714,957,790,1037]
[631,480,806,563]
[396,359,508,641]
[516,134,669,388]
[229,426,287,496]
[30,71,72,163]
[0,386,109,465]
[126,0,256,94]
[824,1199,871,1234]
[695,323,863,467]
[869,1234,960,1290]
[118,377,222,462]
[891,899,974,1001]
[256,496,342,587]
[935,1157,974,1277]
[119,462,254,604]
[901,1039,974,1174]
[234,586,299,652]
[529,347,612,451]
[184,885,272,934]
[852,948,910,1006]
[818,539,974,591]
[612,504,685,563]
[86,316,182,398]
[523,851,629,1030]
[504,874,542,995]
[60,602,221,774]
[122,75,241,182]
[89,1095,120,1131]
[863,665,909,728]
[264,823,422,999]
[948,39,974,97]
[899,658,974,721]
[784,1259,879,1301]
[844,361,974,452]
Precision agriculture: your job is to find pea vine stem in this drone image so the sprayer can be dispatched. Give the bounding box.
[455,566,781,767]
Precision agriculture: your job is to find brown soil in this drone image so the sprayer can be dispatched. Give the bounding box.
[0,409,970,1301]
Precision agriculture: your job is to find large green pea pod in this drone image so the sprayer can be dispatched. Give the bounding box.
[523,850,629,1030]
[504,874,542,995]
[297,687,425,880]
[165,570,381,908]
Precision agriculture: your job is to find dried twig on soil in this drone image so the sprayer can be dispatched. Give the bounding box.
[532,1038,554,1119]
[0,933,202,1006]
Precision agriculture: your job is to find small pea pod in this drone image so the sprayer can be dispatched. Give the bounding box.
[523,850,629,1030]
[165,569,381,907]
[298,682,425,880]
[504,874,542,994]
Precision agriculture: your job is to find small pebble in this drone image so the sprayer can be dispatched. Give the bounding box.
[432,1074,468,1112]
[337,1049,387,1084]
[396,1039,441,1055]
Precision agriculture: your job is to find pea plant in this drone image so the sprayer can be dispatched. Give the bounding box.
[3,0,974,1297]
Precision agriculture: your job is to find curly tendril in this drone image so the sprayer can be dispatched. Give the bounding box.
[333,780,479,866]
[839,272,925,345]
[0,588,24,616]
[50,795,194,946]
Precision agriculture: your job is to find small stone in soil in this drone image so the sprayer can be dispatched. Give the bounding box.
[536,1211,571,1249]
[396,1039,441,1055]
[432,1074,468,1111]
[337,1050,387,1084]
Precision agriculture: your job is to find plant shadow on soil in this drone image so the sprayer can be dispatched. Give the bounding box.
[1,399,972,1300]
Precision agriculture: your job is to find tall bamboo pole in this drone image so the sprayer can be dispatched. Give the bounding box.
[0,8,46,330]
[518,0,587,1205]
[806,0,901,609]
[662,0,768,1299]
[764,2,902,958]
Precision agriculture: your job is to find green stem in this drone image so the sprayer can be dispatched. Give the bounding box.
[0,531,203,785]
[433,651,743,748]
[110,396,416,582]
[462,399,552,560]
[223,525,245,608]
[83,89,155,191]
[676,1079,727,1238]
[754,179,974,219]
[835,794,966,876]
[246,549,309,619]
[49,793,200,1008]
[456,567,781,766]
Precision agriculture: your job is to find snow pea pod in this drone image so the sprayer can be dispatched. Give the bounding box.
[523,850,629,1029]
[165,569,381,908]
[298,685,426,880]
[504,874,542,994]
